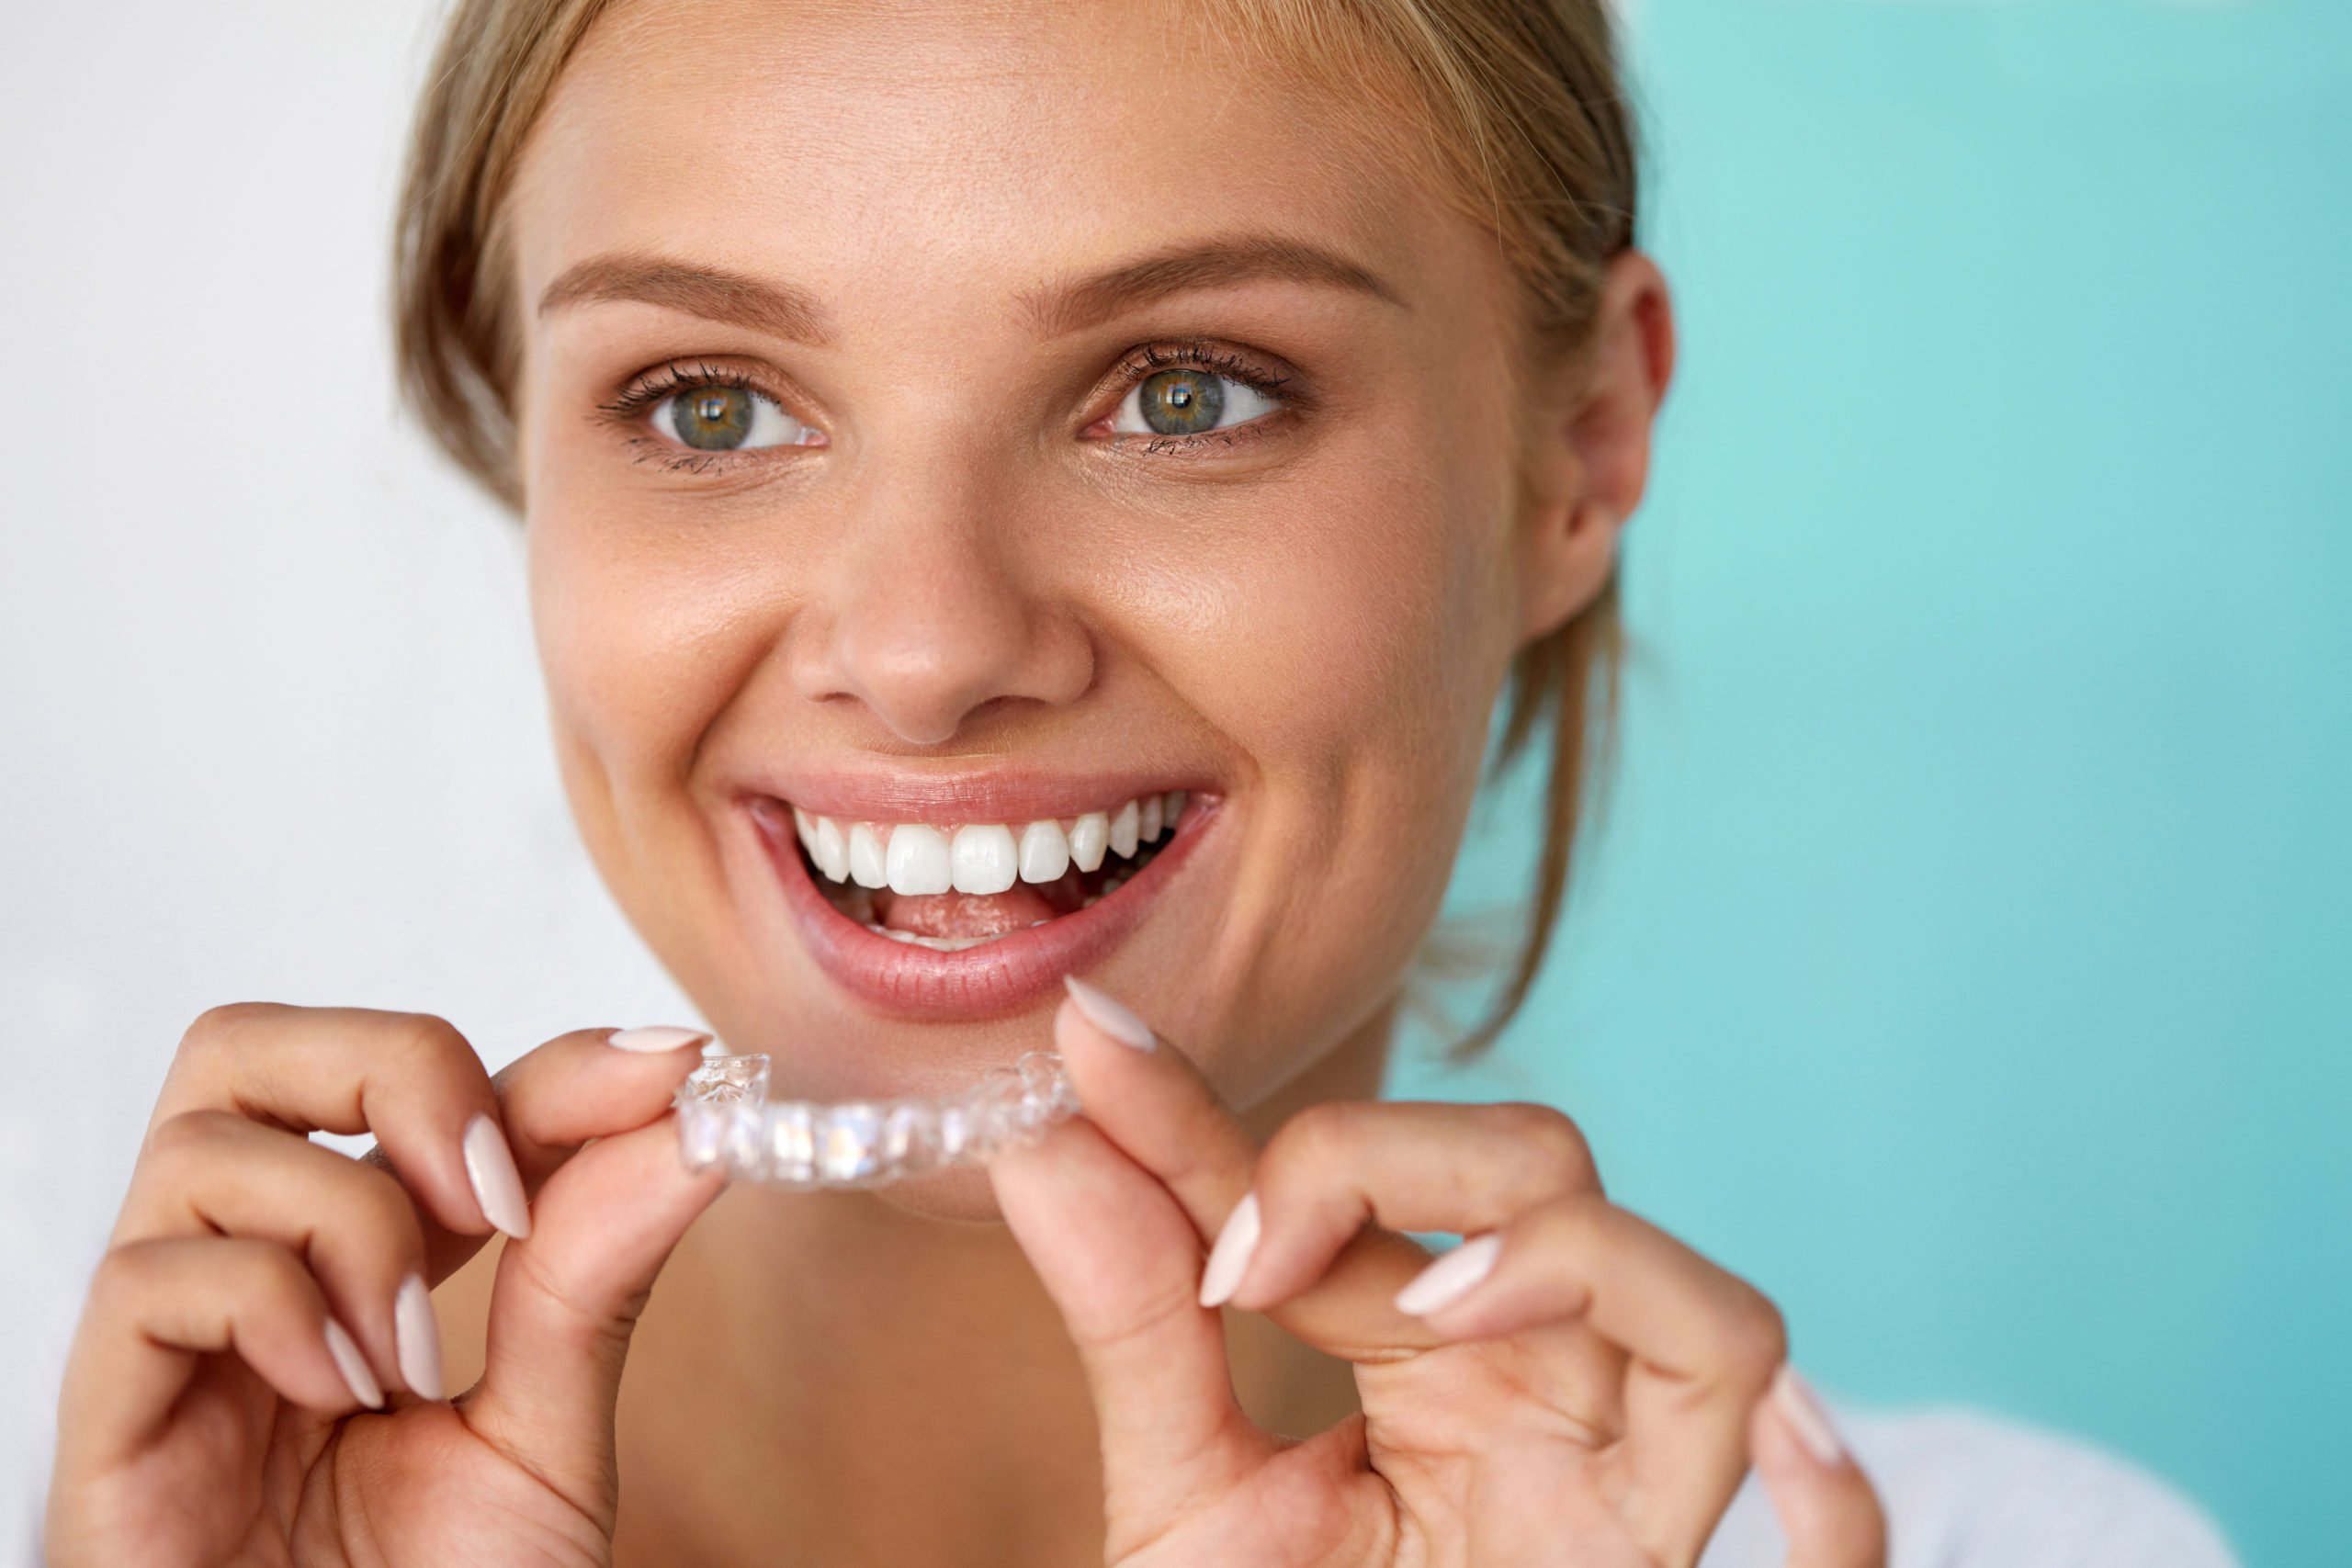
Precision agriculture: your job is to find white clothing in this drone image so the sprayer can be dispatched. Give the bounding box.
[1702,1404,2240,1567]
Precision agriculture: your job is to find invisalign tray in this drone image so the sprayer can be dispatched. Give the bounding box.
[674,1051,1080,1187]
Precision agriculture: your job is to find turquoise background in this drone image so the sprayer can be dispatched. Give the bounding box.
[1396,4,2349,1563]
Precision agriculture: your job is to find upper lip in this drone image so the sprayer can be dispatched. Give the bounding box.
[732,766,1216,825]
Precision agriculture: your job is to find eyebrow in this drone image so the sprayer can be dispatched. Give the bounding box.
[537,253,833,344]
[535,234,1404,344]
[1015,233,1407,335]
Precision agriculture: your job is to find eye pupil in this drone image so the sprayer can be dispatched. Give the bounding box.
[1138,369,1223,435]
[673,385,753,450]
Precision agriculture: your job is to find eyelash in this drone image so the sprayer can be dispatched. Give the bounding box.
[594,358,786,476]
[591,341,1300,475]
[1105,341,1297,457]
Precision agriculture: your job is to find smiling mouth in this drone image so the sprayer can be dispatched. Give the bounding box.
[752,791,1191,952]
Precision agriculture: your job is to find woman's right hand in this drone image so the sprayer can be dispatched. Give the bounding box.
[43,1003,726,1568]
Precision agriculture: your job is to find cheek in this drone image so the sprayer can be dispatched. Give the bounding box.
[525,480,778,828]
[1162,431,1517,818]
[1133,417,1521,1053]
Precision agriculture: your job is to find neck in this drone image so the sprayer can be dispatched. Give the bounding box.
[614,1002,1397,1568]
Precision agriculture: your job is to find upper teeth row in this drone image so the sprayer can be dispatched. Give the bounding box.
[791,792,1187,896]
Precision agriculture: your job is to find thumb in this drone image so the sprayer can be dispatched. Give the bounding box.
[990,1112,1272,1556]
[460,1029,726,1527]
[1752,1366,1887,1568]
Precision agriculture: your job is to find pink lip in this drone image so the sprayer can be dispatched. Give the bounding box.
[749,789,1217,1019]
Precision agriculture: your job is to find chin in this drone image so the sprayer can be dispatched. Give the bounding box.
[865,1163,1007,1225]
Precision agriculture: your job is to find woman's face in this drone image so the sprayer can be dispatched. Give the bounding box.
[502,0,1599,1129]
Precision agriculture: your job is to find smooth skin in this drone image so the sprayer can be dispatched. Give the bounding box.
[49,1,1889,1563]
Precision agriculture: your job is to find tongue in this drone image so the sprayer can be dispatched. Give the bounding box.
[873,885,1061,939]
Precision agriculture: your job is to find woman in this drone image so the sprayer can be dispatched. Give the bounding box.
[42,1,2238,1563]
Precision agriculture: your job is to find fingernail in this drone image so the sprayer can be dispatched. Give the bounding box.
[1772,1364,1846,1466]
[1198,1191,1261,1308]
[394,1272,445,1401]
[1062,975,1156,1052]
[322,1315,384,1409]
[1394,1233,1502,1317]
[461,1112,532,1239]
[607,1024,712,1053]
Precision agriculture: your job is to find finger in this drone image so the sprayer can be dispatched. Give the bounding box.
[1396,1191,1786,1565]
[116,1111,431,1398]
[56,1235,381,1475]
[1221,1098,1628,1430]
[990,1111,1269,1553]
[1753,1366,1885,1568]
[486,1022,714,1184]
[1056,978,1455,1363]
[461,1041,721,1526]
[152,1004,524,1247]
[363,1021,717,1280]
[1217,1099,1600,1316]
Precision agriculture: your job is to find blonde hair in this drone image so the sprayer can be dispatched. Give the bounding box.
[392,0,1638,1059]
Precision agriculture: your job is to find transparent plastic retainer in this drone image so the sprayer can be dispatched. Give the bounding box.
[674,1051,1080,1188]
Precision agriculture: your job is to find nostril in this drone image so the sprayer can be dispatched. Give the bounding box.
[786,557,1097,744]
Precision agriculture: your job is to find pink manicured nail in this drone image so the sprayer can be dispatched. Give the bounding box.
[322,1315,384,1409]
[607,1024,711,1053]
[1772,1364,1846,1465]
[1062,975,1156,1051]
[1198,1192,1261,1308]
[1394,1234,1501,1317]
[461,1112,531,1239]
[394,1272,444,1401]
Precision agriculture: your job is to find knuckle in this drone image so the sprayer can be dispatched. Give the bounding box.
[1489,1101,1596,1186]
[87,1241,161,1310]
[343,1158,429,1258]
[1713,1282,1789,1385]
[221,1239,318,1316]
[1258,1100,1372,1190]
[144,1107,243,1157]
[175,1000,276,1061]
[382,1011,477,1080]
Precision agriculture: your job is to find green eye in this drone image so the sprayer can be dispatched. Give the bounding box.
[652,382,820,453]
[673,387,753,449]
[1114,366,1281,440]
[1137,369,1225,435]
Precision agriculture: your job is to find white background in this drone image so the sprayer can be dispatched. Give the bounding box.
[7,0,2337,1562]
[0,4,703,1552]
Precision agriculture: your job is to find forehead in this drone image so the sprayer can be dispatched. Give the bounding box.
[504,0,1467,337]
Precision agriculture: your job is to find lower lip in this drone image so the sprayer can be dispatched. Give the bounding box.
[752,799,1216,1019]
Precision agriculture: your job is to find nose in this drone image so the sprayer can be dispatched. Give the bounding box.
[786,467,1095,746]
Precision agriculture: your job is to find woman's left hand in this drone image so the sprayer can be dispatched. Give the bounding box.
[990,981,1888,1568]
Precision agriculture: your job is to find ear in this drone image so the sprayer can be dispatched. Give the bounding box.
[1513,248,1678,643]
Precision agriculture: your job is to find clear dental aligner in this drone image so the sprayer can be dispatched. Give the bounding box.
[674,1050,1080,1188]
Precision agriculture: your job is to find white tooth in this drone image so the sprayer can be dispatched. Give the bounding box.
[1108,799,1140,859]
[792,805,817,855]
[950,824,1018,895]
[1137,793,1163,842]
[886,824,952,896]
[848,823,888,888]
[812,817,849,883]
[1164,790,1186,829]
[1069,811,1109,873]
[1018,819,1071,884]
